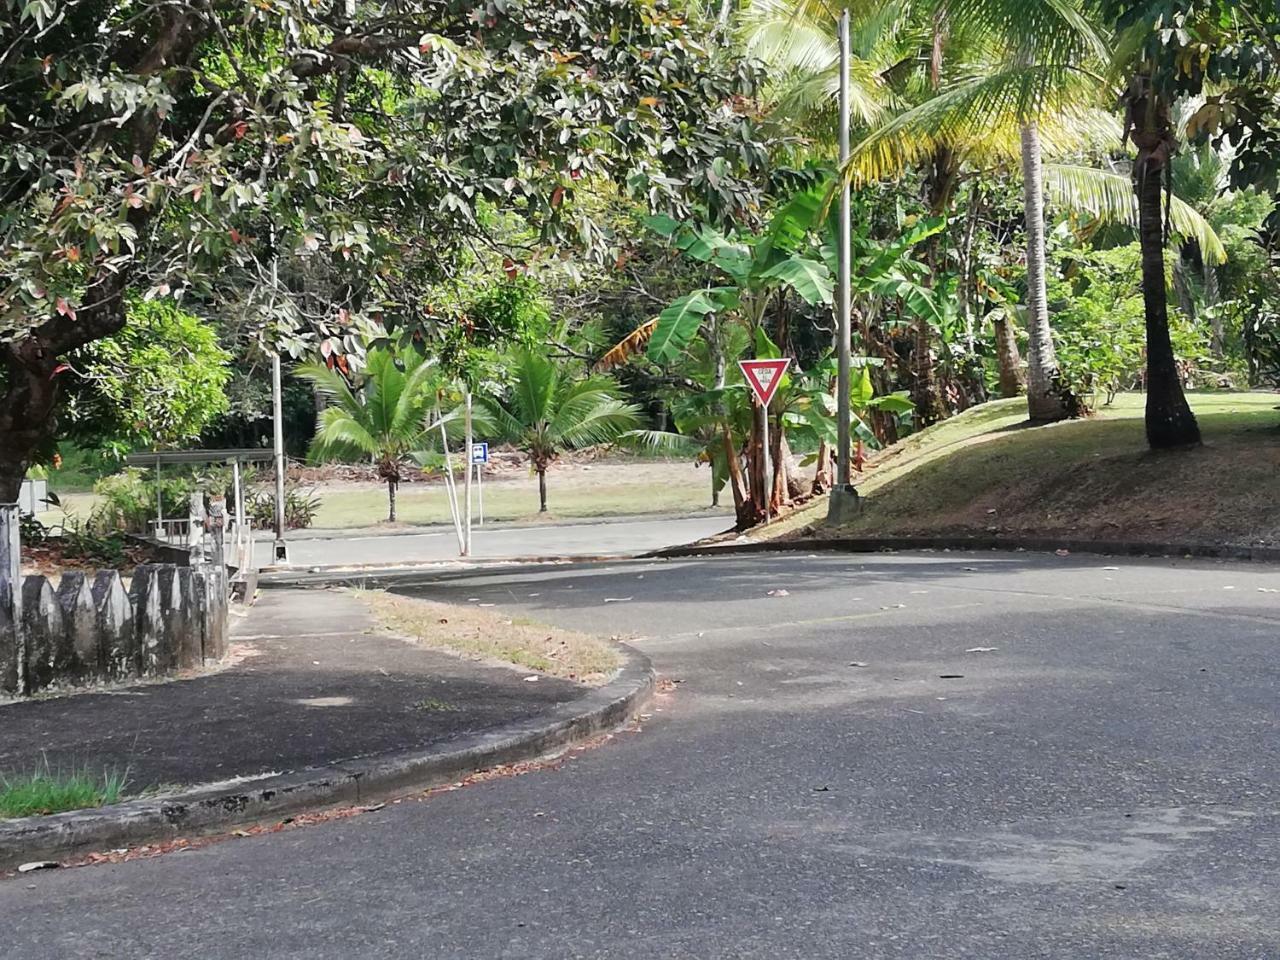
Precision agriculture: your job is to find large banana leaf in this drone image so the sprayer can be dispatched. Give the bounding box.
[758,255,834,305]
[647,290,722,363]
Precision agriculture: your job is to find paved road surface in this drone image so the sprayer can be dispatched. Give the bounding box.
[3,551,1278,958]
[254,513,733,568]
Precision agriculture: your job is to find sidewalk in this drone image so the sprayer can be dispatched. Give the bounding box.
[0,589,588,794]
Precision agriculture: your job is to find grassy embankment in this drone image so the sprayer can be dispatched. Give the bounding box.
[766,391,1280,549]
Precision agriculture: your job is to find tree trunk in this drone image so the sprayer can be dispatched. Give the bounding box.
[994,312,1026,398]
[1021,122,1079,422]
[387,479,397,522]
[1135,138,1201,448]
[538,468,548,512]
[915,145,958,427]
[711,318,727,508]
[811,439,831,495]
[0,279,128,502]
[722,425,746,513]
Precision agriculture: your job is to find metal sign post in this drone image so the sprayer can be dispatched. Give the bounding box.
[738,358,791,525]
[470,442,489,527]
[463,387,473,558]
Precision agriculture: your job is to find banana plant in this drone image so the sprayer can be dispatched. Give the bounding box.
[642,183,835,364]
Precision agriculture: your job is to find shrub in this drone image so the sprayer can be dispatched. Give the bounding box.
[247,485,320,530]
[1049,244,1212,406]
[90,469,195,534]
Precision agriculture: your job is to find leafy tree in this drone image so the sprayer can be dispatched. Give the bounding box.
[1098,0,1279,445]
[0,0,770,500]
[299,349,444,522]
[60,297,231,460]
[475,351,640,513]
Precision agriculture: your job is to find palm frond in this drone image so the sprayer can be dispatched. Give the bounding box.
[548,382,627,440]
[310,407,381,462]
[295,361,361,417]
[618,430,706,457]
[472,396,527,443]
[596,318,659,372]
[389,354,440,437]
[510,350,557,426]
[554,399,643,449]
[938,0,1108,63]
[1043,163,1228,264]
[843,65,1104,185]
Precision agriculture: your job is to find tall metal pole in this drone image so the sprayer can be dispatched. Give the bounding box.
[761,403,771,524]
[836,8,853,487]
[463,386,472,557]
[271,351,288,563]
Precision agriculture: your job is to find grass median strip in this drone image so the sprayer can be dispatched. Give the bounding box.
[354,589,621,685]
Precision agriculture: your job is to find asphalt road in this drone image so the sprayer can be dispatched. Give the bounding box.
[254,513,733,568]
[3,550,1279,959]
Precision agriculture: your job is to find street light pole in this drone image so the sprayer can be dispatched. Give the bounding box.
[836,6,852,488]
[827,7,861,525]
[271,350,288,564]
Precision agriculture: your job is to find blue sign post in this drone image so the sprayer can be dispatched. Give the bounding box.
[470,442,488,524]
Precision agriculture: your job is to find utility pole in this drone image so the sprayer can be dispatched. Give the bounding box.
[463,386,472,557]
[828,7,860,524]
[269,231,288,565]
[271,351,288,564]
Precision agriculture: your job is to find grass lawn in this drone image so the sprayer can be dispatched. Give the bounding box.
[36,458,724,532]
[355,590,622,684]
[765,391,1280,548]
[310,459,722,530]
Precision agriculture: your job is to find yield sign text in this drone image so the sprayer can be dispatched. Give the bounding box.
[739,358,791,407]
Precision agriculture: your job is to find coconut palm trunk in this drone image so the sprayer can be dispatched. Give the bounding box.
[387,479,397,522]
[1128,84,1201,449]
[994,312,1026,397]
[1020,121,1079,422]
[538,467,548,512]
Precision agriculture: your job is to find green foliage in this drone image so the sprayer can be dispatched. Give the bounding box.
[644,184,836,363]
[62,299,232,459]
[0,759,127,819]
[89,469,194,535]
[246,485,321,531]
[300,347,451,520]
[475,351,640,509]
[1049,245,1211,405]
[436,277,551,382]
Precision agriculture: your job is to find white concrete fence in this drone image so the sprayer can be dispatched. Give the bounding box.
[0,504,229,696]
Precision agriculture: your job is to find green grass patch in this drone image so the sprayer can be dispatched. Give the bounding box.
[0,760,128,819]
[310,462,723,530]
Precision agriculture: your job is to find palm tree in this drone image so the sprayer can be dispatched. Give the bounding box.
[299,349,441,522]
[1119,72,1201,447]
[476,351,642,513]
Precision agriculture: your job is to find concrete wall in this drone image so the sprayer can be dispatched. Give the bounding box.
[0,565,227,696]
[1,505,228,696]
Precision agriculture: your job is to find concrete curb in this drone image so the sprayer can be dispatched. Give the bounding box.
[268,508,734,544]
[0,643,654,870]
[648,534,1280,564]
[257,552,680,588]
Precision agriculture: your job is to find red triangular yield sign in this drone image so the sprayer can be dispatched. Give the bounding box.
[739,358,791,407]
